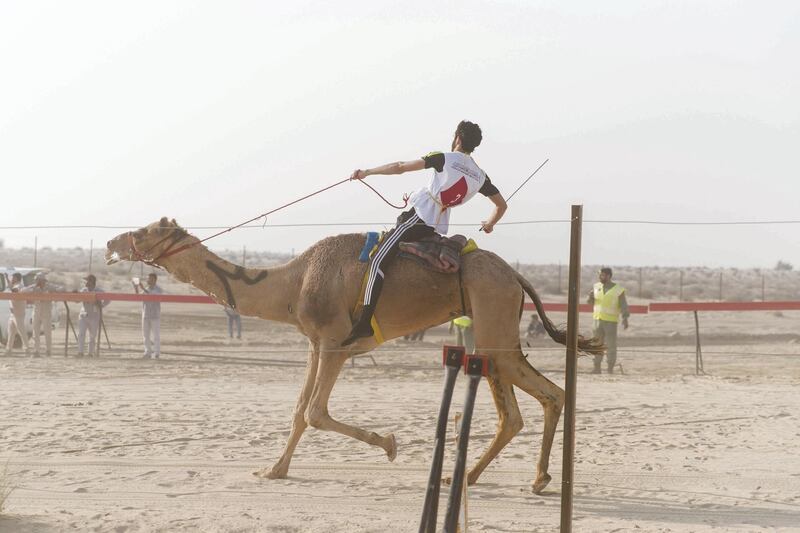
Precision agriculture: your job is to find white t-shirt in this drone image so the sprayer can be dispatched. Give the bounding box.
[409,151,497,234]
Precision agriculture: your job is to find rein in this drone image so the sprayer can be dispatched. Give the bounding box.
[135,177,408,263]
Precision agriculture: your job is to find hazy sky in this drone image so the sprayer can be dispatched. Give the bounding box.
[2,1,798,268]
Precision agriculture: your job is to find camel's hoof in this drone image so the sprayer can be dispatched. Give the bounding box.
[253,467,286,480]
[386,433,398,462]
[532,473,552,494]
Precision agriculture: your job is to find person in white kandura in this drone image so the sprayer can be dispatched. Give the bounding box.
[134,273,163,359]
[4,272,30,356]
[342,120,508,346]
[26,272,62,357]
[77,274,109,357]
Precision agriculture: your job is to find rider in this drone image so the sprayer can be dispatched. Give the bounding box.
[342,120,507,346]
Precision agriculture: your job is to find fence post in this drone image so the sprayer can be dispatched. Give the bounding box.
[638,267,643,298]
[679,270,684,301]
[560,205,582,533]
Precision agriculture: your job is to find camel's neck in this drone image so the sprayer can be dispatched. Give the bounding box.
[158,244,301,325]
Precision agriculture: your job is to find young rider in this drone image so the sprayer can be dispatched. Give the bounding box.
[342,120,507,346]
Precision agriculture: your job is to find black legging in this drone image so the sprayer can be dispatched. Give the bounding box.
[363,209,435,306]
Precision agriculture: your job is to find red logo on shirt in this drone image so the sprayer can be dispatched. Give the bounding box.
[439,176,468,208]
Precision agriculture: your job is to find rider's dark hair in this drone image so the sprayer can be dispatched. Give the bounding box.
[455,120,482,153]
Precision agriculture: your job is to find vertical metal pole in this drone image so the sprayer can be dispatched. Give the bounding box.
[444,356,484,533]
[638,267,643,298]
[693,310,704,375]
[242,245,247,267]
[34,236,38,267]
[718,271,723,301]
[64,302,70,357]
[420,346,464,533]
[560,205,582,533]
[761,272,765,302]
[679,271,684,301]
[558,262,562,294]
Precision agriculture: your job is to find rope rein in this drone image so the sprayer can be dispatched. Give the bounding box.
[151,177,408,262]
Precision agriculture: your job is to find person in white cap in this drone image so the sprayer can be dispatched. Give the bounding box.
[27,272,62,356]
[134,273,163,359]
[4,272,30,356]
[77,274,109,357]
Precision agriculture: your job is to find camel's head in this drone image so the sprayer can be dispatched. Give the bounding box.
[105,217,191,265]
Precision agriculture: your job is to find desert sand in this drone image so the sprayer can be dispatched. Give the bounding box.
[1,301,799,532]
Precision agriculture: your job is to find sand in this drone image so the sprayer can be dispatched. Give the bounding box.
[1,304,799,532]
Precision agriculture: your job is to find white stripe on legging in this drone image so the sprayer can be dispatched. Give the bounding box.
[364,213,421,305]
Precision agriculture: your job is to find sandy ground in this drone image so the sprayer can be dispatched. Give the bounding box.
[1,304,799,532]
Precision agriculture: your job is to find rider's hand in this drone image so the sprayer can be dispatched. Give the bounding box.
[350,169,367,181]
[481,221,494,233]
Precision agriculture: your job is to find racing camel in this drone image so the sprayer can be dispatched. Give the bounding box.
[105,217,602,493]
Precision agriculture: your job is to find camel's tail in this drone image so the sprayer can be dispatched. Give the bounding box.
[516,272,605,356]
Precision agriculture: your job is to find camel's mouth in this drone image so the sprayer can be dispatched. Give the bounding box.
[105,250,121,265]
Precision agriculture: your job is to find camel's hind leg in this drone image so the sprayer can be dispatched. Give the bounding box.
[304,345,397,460]
[509,354,565,494]
[465,374,523,485]
[255,340,320,479]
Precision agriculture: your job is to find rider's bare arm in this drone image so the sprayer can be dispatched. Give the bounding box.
[350,159,426,180]
[481,193,507,234]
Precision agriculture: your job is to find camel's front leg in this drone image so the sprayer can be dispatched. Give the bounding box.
[511,358,565,494]
[254,340,319,479]
[305,348,397,460]
[465,374,523,485]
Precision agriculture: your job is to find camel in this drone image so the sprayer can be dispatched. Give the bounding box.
[105,217,602,494]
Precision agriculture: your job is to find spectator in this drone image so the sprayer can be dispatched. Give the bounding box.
[134,273,162,359]
[77,274,109,357]
[526,315,546,339]
[3,272,30,356]
[224,306,241,340]
[26,272,61,357]
[587,267,629,374]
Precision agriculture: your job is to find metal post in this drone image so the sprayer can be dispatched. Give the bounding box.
[638,267,643,298]
[420,346,464,533]
[558,262,562,294]
[693,310,704,375]
[679,271,684,301]
[443,356,485,533]
[243,245,247,267]
[560,205,582,533]
[64,302,70,357]
[761,272,765,302]
[34,236,38,267]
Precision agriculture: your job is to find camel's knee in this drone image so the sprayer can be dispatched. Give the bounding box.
[305,406,328,429]
[501,413,524,437]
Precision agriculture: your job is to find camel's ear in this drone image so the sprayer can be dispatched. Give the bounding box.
[171,218,179,228]
[158,216,171,234]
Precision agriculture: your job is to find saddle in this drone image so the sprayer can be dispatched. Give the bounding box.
[358,232,477,274]
[398,234,469,274]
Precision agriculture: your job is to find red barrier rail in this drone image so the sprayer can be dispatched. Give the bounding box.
[524,303,650,314]
[649,301,800,312]
[2,293,798,313]
[0,292,216,304]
